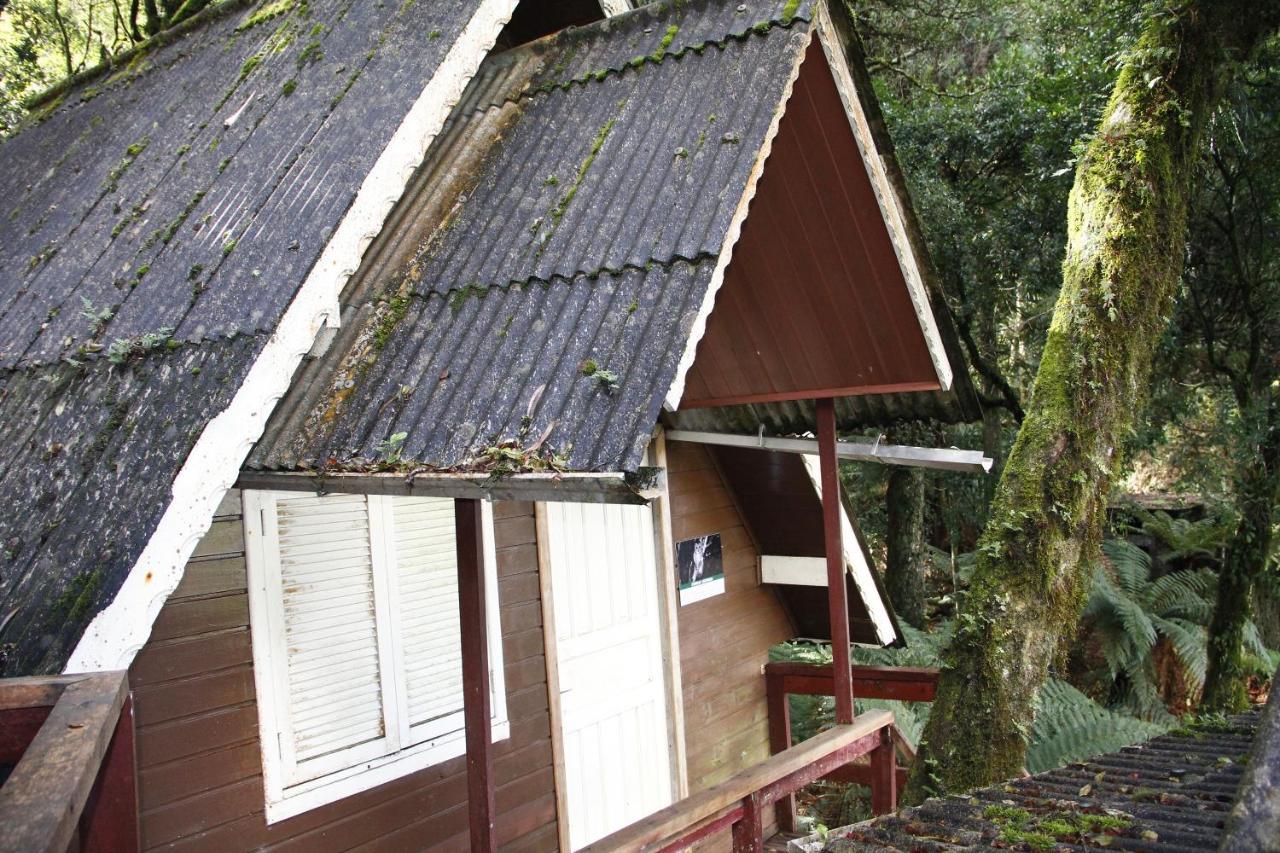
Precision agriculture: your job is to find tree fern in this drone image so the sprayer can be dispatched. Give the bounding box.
[1027,680,1167,774]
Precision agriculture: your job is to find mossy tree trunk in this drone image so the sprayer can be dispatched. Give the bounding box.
[886,462,927,629]
[904,2,1280,802]
[1202,395,1279,712]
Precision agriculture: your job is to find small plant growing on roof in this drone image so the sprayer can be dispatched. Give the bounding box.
[375,431,409,463]
[106,328,174,364]
[80,298,115,336]
[580,359,620,392]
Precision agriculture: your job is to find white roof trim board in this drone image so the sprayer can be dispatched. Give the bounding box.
[662,7,953,412]
[64,0,519,673]
[800,453,897,647]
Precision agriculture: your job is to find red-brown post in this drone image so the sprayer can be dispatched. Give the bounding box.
[816,397,854,724]
[869,727,898,815]
[456,498,496,853]
[765,671,796,832]
[81,695,139,853]
[731,791,765,853]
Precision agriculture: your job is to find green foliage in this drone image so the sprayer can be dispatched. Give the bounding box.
[1083,537,1274,718]
[772,618,1165,774]
[105,327,173,364]
[1028,678,1166,773]
[374,431,407,463]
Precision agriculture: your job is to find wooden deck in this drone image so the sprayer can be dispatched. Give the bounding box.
[765,831,803,851]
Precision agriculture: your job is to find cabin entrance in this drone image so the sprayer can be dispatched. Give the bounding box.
[539,502,675,849]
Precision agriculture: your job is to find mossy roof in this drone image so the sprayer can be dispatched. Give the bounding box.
[249,0,819,474]
[0,0,495,674]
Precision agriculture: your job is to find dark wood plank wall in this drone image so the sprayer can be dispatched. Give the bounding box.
[127,492,558,852]
[667,442,795,848]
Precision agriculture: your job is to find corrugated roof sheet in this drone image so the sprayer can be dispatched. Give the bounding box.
[826,710,1263,852]
[251,0,818,474]
[0,0,499,674]
[0,335,263,674]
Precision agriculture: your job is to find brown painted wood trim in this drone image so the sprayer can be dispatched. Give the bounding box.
[678,381,941,410]
[763,662,940,703]
[533,502,573,853]
[81,696,140,853]
[457,499,496,853]
[0,672,129,853]
[765,669,795,833]
[650,427,690,800]
[581,712,892,852]
[817,398,854,725]
[236,470,657,505]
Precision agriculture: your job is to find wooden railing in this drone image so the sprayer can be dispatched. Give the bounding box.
[0,671,138,853]
[765,662,940,833]
[582,710,896,853]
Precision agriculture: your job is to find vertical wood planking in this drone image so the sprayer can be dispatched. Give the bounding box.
[456,498,496,853]
[534,502,573,853]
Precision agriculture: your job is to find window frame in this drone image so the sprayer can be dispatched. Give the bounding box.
[244,491,509,824]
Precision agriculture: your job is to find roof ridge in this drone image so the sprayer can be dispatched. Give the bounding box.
[412,253,719,308]
[466,0,811,117]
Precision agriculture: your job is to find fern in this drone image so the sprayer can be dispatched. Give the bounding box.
[1027,680,1167,774]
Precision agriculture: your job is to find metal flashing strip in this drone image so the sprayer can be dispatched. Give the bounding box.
[666,429,992,474]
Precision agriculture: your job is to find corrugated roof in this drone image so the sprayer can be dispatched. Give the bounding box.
[250,0,818,474]
[826,710,1263,851]
[0,335,262,674]
[0,0,500,674]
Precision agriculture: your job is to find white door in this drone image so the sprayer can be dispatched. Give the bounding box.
[543,502,674,849]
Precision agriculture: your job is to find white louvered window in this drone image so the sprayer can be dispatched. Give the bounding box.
[244,492,508,823]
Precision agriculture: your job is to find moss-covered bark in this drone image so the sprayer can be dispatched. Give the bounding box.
[1202,396,1279,712]
[886,426,928,628]
[886,465,927,627]
[904,2,1280,802]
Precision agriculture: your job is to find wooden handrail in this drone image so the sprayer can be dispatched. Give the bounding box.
[764,662,940,702]
[582,711,894,852]
[0,671,135,853]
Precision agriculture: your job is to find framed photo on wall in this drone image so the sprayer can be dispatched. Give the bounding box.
[675,533,724,605]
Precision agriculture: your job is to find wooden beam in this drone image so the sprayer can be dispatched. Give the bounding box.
[764,662,940,703]
[0,671,129,853]
[870,728,898,815]
[666,430,992,474]
[236,469,664,504]
[817,398,854,725]
[0,674,79,711]
[456,499,496,853]
[534,504,573,853]
[580,711,892,853]
[80,696,139,853]
[765,667,795,833]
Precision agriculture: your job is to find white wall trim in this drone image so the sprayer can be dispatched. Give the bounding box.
[65,0,519,673]
[800,454,897,646]
[812,6,952,391]
[662,26,813,411]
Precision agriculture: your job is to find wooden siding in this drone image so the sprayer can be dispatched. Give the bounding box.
[680,40,940,408]
[127,492,557,852]
[667,442,795,850]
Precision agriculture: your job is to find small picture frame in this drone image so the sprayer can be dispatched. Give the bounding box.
[675,533,725,605]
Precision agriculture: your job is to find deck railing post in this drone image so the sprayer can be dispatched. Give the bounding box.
[456,498,496,853]
[870,727,898,815]
[816,397,854,724]
[765,671,796,832]
[731,791,765,853]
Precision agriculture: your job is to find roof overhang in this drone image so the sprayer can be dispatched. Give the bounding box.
[236,468,663,505]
